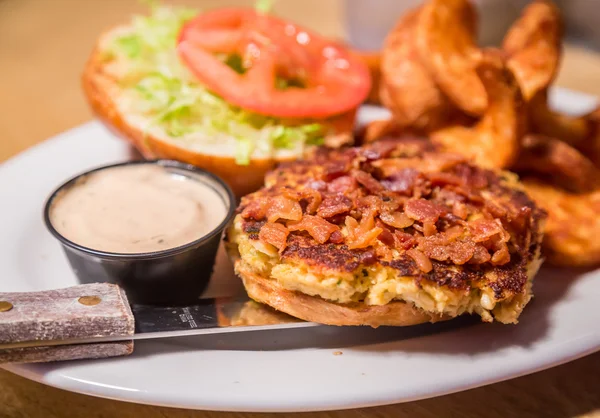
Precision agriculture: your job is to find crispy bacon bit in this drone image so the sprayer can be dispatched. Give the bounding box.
[418,237,476,265]
[266,196,303,223]
[491,244,510,265]
[281,188,301,200]
[423,221,437,237]
[404,199,446,223]
[444,225,466,241]
[361,139,400,160]
[423,152,466,172]
[426,172,463,187]
[484,200,508,219]
[372,158,421,178]
[287,215,340,244]
[452,202,468,219]
[324,161,349,181]
[407,248,433,273]
[375,243,394,260]
[356,195,382,219]
[327,175,357,194]
[377,228,395,246]
[306,180,327,191]
[380,168,419,195]
[394,231,417,250]
[317,194,353,218]
[241,199,269,220]
[455,164,489,189]
[470,245,492,264]
[258,222,289,251]
[469,219,510,243]
[352,170,385,193]
[345,215,383,250]
[379,212,414,229]
[329,230,344,244]
[359,250,377,265]
[300,188,322,214]
[282,188,322,214]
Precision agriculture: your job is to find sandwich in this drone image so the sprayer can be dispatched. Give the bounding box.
[81,4,371,196]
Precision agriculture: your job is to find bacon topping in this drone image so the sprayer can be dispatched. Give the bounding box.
[324,161,349,181]
[306,180,327,191]
[327,175,357,194]
[241,199,269,220]
[266,196,303,223]
[423,221,438,237]
[377,227,396,246]
[373,159,421,178]
[379,211,414,229]
[394,230,417,250]
[287,215,339,244]
[419,238,477,265]
[345,215,383,250]
[452,202,469,219]
[407,248,433,273]
[360,139,400,160]
[491,244,510,265]
[317,194,353,218]
[299,188,322,214]
[240,136,537,274]
[425,172,464,187]
[404,199,447,223]
[470,244,492,264]
[469,219,510,243]
[352,170,385,193]
[329,230,344,244]
[258,222,289,251]
[380,168,420,195]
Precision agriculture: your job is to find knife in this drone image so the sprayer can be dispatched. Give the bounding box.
[0,282,319,364]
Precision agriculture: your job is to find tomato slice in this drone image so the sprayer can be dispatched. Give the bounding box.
[177,8,371,119]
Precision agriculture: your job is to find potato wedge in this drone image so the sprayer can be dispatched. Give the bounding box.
[361,118,406,144]
[578,107,600,168]
[379,8,454,130]
[513,135,600,193]
[523,179,600,267]
[415,0,486,116]
[502,0,563,101]
[431,49,525,169]
[528,90,591,146]
[352,49,383,105]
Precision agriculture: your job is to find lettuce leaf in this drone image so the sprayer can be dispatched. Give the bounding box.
[108,4,325,165]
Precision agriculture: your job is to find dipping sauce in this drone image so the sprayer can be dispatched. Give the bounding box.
[49,164,228,253]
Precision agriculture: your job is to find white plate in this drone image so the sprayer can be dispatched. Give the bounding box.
[1,88,600,413]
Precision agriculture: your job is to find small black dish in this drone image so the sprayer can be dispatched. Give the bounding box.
[43,159,236,306]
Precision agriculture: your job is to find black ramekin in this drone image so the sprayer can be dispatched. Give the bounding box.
[43,159,236,306]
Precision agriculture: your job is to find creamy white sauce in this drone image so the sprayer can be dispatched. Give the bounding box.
[50,164,227,253]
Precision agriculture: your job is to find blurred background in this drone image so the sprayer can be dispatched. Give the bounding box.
[2,0,600,162]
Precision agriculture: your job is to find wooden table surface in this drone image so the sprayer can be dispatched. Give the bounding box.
[1,0,599,417]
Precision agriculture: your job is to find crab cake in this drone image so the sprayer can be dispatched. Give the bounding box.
[225,138,547,326]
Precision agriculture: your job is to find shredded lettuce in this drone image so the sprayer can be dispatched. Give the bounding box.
[107,4,325,165]
[254,0,275,14]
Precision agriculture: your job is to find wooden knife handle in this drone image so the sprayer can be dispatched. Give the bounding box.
[0,283,135,364]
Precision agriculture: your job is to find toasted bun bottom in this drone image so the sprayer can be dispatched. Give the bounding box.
[81,45,357,197]
[232,257,450,327]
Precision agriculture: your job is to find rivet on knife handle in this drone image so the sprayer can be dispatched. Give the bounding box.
[0,283,135,364]
[0,301,13,312]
